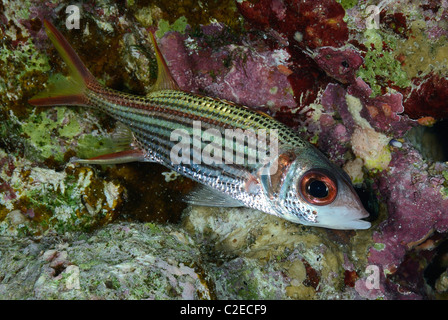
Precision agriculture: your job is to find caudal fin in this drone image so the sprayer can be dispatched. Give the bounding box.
[28,20,98,107]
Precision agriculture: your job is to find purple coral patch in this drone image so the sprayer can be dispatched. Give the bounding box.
[313,47,363,84]
[158,28,295,109]
[347,78,414,136]
[365,148,448,298]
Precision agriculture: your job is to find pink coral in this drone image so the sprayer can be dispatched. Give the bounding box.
[313,47,363,84]
[158,27,295,109]
[365,147,448,298]
[347,78,413,136]
[236,0,351,109]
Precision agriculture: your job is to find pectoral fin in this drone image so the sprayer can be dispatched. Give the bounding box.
[184,185,244,207]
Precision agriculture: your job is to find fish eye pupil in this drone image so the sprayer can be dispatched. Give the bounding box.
[299,170,337,205]
[307,179,328,198]
[341,60,349,68]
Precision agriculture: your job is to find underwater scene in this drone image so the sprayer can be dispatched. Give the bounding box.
[0,0,448,301]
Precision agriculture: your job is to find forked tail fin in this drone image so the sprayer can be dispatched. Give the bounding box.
[28,20,99,107]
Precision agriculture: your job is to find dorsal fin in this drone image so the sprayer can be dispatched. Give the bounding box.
[148,31,180,92]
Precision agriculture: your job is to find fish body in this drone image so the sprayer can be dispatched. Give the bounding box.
[29,20,371,230]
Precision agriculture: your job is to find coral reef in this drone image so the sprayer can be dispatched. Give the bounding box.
[0,222,213,299]
[183,206,372,299]
[0,148,126,235]
[1,0,448,300]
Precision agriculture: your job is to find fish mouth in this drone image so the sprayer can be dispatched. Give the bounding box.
[313,207,372,230]
[335,218,371,230]
[349,208,373,229]
[315,218,371,230]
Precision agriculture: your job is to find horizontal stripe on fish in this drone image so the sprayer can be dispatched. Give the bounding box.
[87,87,304,146]
[87,89,276,165]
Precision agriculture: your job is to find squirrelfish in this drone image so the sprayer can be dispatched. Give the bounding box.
[29,20,371,230]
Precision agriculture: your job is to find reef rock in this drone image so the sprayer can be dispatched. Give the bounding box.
[0,222,212,299]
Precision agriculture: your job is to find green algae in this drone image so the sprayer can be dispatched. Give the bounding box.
[0,40,50,80]
[336,0,358,10]
[2,0,34,21]
[155,16,189,38]
[357,18,448,98]
[0,38,51,115]
[132,0,239,30]
[373,242,386,251]
[357,29,411,97]
[21,108,81,162]
[144,222,162,234]
[214,259,282,299]
[0,146,126,237]
[441,171,448,199]
[0,1,48,104]
[18,98,119,163]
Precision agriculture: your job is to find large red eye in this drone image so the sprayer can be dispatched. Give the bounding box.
[299,170,337,205]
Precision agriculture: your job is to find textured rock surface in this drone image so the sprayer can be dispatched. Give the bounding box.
[0,222,212,299]
[0,209,373,300]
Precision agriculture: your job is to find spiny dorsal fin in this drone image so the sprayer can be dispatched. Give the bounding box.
[148,31,180,92]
